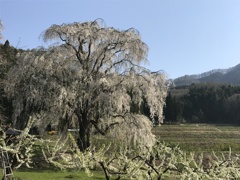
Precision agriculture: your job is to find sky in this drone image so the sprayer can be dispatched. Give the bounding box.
[0,0,240,79]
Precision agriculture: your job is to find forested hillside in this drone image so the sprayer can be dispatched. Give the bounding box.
[164,83,240,124]
[174,64,240,86]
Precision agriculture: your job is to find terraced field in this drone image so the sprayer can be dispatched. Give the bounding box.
[153,124,240,153]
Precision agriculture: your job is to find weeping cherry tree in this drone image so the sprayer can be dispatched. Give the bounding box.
[0,20,3,40]
[5,19,168,151]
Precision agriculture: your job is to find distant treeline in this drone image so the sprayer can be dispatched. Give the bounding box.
[163,83,240,124]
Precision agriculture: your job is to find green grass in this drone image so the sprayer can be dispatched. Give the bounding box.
[0,170,105,180]
[153,124,240,153]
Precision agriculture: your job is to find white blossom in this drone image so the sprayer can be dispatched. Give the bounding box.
[5,20,168,149]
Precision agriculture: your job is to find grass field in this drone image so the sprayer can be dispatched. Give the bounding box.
[1,124,240,179]
[153,124,240,153]
[0,170,105,180]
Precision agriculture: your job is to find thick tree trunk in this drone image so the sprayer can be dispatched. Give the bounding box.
[15,109,29,130]
[77,113,90,151]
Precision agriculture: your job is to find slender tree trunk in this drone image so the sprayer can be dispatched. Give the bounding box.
[58,114,69,136]
[77,112,90,151]
[99,161,110,180]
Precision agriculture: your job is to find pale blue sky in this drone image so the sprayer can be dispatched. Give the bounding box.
[0,0,240,79]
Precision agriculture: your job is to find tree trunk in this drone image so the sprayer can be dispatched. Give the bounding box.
[15,108,29,130]
[58,114,69,136]
[77,113,90,151]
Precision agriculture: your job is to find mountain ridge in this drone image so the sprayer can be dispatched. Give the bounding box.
[173,63,240,86]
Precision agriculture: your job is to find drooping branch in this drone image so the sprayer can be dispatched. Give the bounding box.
[90,120,120,136]
[0,20,4,40]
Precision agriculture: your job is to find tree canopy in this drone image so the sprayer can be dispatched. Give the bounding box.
[5,19,168,150]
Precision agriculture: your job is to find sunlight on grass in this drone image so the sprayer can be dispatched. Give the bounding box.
[0,170,105,180]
